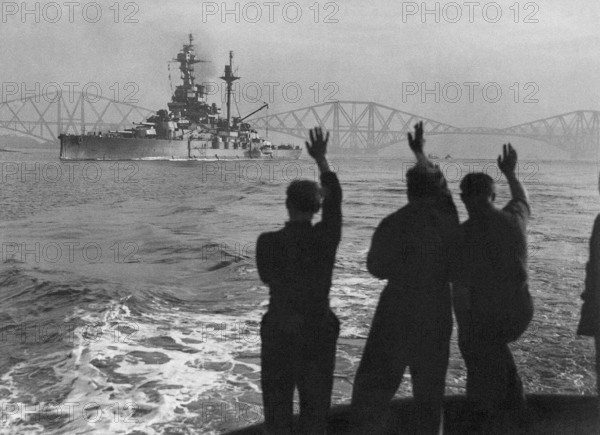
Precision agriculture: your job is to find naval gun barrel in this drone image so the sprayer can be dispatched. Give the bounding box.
[236,102,269,125]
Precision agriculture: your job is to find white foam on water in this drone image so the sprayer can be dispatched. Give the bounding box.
[39,301,268,434]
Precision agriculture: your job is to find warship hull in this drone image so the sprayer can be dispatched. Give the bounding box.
[59,135,302,161]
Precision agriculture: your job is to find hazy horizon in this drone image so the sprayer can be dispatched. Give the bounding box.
[0,0,598,157]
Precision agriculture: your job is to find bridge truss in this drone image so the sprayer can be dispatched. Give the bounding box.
[251,101,600,158]
[0,95,597,158]
[0,92,155,143]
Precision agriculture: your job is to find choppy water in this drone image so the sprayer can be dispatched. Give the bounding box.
[0,142,597,434]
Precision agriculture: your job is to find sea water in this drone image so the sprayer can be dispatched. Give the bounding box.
[0,142,596,433]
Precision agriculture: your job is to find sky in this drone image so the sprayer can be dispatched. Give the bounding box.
[0,0,598,156]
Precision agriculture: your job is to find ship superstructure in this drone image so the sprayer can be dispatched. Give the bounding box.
[59,34,301,160]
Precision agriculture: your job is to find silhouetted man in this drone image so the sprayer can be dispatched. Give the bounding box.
[454,144,533,425]
[256,127,341,434]
[351,122,459,434]
[577,175,600,396]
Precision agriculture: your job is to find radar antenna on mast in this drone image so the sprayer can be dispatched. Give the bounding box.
[220,50,241,129]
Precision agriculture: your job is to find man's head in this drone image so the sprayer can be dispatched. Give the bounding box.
[406,166,447,202]
[460,172,496,214]
[286,179,321,221]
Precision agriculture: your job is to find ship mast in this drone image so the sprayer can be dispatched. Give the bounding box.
[181,34,197,90]
[220,51,240,128]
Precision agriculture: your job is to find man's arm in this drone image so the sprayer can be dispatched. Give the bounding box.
[498,143,530,214]
[408,121,436,170]
[584,215,600,301]
[256,233,275,285]
[408,121,457,220]
[578,215,600,336]
[305,126,332,174]
[306,127,342,231]
[408,121,452,197]
[320,172,342,226]
[367,217,396,280]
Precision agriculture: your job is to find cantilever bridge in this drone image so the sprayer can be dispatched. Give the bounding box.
[250,101,600,159]
[0,91,155,143]
[0,93,598,158]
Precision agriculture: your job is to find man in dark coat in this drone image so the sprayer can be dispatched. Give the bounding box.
[256,127,342,434]
[577,185,600,395]
[351,122,459,434]
[454,144,533,426]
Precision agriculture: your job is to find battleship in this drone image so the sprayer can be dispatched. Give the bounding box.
[59,35,302,161]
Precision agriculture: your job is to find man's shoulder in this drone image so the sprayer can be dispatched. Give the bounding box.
[391,200,453,219]
[502,197,530,220]
[463,205,527,237]
[380,202,443,230]
[382,204,414,224]
[320,171,339,182]
[588,213,600,246]
[257,229,283,245]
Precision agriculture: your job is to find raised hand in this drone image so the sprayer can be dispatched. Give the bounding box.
[408,121,436,169]
[305,127,329,161]
[407,121,425,155]
[497,143,517,176]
